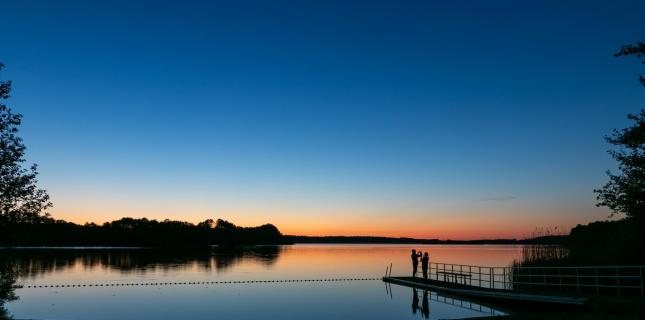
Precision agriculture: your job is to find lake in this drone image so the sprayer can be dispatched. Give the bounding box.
[2,244,526,319]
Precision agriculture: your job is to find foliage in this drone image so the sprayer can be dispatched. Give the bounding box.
[568,219,643,264]
[0,63,52,225]
[594,43,645,221]
[614,42,645,86]
[594,110,645,220]
[0,217,289,246]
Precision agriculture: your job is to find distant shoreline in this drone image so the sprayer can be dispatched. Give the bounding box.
[0,235,566,249]
[286,235,567,245]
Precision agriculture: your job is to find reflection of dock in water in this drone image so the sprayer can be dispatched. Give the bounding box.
[386,279,506,318]
[424,289,505,316]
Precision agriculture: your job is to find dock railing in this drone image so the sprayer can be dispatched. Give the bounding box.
[417,262,644,297]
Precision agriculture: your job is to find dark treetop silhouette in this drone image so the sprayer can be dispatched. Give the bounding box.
[1,218,290,247]
[0,63,51,226]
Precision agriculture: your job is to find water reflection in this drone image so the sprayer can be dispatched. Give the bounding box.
[0,254,18,320]
[3,246,284,279]
[422,290,430,318]
[409,289,432,318]
[411,288,429,318]
[407,288,505,318]
[4,245,521,319]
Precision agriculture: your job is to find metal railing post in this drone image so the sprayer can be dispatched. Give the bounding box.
[451,264,454,283]
[543,267,546,291]
[503,268,506,290]
[616,267,620,297]
[528,268,532,290]
[489,267,493,288]
[443,264,446,282]
[595,268,600,296]
[478,267,481,287]
[511,267,515,291]
[638,267,645,297]
[576,267,580,295]
[558,267,562,292]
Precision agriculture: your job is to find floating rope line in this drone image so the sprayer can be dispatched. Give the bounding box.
[16,277,381,289]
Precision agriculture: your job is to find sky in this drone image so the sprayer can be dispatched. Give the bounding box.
[1,0,644,239]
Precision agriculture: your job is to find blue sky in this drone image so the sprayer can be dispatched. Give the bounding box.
[1,0,644,238]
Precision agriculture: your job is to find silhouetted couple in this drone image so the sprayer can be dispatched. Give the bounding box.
[411,249,430,279]
[411,288,430,319]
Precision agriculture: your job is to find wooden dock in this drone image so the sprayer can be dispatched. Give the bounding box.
[383,276,588,306]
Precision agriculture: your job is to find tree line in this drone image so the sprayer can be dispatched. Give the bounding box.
[0,218,289,246]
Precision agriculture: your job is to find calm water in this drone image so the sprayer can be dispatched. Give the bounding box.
[2,244,525,319]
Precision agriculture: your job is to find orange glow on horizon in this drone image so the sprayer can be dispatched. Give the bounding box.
[49,196,609,240]
[54,210,598,241]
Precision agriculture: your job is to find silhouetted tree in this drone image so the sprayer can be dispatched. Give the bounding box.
[594,110,644,221]
[197,219,214,228]
[0,216,289,246]
[215,218,236,230]
[594,43,645,221]
[0,63,52,225]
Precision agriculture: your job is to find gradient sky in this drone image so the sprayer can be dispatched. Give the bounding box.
[1,1,644,239]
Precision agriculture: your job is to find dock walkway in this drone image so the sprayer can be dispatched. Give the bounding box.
[382,262,645,306]
[383,276,588,306]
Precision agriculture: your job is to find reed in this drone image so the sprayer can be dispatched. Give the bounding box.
[514,227,570,267]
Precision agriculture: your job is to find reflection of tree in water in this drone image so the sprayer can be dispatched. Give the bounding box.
[0,254,18,320]
[4,246,286,279]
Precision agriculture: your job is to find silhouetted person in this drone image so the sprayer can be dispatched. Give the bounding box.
[422,290,430,318]
[411,249,421,277]
[421,252,429,279]
[411,288,419,315]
